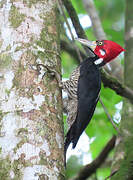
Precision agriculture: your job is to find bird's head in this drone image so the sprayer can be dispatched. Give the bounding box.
[76,38,125,65]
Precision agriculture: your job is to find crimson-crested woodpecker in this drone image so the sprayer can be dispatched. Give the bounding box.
[62,38,125,155]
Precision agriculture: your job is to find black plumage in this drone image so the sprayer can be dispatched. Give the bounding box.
[64,56,101,153]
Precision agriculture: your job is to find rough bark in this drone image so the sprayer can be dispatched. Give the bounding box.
[111,1,133,179]
[0,0,64,179]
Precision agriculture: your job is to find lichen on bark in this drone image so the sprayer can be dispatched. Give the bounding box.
[0,0,64,179]
[9,4,26,28]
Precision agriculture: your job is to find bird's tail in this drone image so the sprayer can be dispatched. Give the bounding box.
[64,121,78,157]
[64,102,98,158]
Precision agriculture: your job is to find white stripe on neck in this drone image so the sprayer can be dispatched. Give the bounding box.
[100,49,105,56]
[94,58,103,65]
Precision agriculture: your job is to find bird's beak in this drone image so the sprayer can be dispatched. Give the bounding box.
[75,38,96,51]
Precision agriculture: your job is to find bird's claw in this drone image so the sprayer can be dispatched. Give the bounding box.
[36,64,62,88]
[37,64,55,75]
[36,64,48,79]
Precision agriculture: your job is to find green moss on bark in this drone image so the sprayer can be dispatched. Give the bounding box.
[39,152,48,165]
[12,161,23,180]
[22,0,46,8]
[0,157,23,180]
[13,138,28,154]
[0,0,5,8]
[9,5,25,28]
[13,65,24,88]
[0,40,2,48]
[17,128,28,136]
[0,111,4,136]
[0,158,11,180]
[0,53,12,69]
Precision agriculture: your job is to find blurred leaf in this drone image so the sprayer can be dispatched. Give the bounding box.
[64,114,68,135]
[66,155,82,179]
[61,51,78,78]
[96,167,110,180]
[86,85,121,158]
[71,0,86,14]
[85,27,95,40]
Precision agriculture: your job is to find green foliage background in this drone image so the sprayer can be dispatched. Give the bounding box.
[61,0,125,179]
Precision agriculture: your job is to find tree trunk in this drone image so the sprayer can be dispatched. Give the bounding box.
[0,1,64,179]
[111,1,133,179]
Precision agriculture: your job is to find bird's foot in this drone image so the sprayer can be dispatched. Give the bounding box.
[36,64,63,88]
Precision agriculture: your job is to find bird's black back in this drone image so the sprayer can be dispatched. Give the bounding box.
[64,57,101,153]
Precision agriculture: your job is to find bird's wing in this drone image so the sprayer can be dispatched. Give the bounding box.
[66,98,78,129]
[65,59,101,152]
[62,66,80,99]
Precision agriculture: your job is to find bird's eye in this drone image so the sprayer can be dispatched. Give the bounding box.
[96,40,104,46]
[98,41,103,46]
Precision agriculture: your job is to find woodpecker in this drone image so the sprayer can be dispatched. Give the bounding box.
[63,38,125,155]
